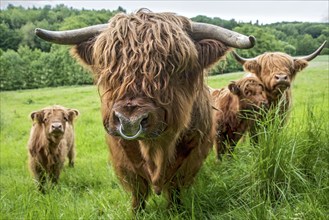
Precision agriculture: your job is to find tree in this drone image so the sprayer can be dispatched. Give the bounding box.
[296,34,317,55]
[0,22,22,51]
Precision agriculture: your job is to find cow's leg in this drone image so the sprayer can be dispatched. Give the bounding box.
[215,139,226,161]
[37,174,47,193]
[124,174,150,213]
[115,167,150,212]
[165,181,182,209]
[67,145,76,167]
[35,167,47,193]
[49,163,62,185]
[30,161,47,193]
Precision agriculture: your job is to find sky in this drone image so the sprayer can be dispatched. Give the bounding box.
[1,1,328,25]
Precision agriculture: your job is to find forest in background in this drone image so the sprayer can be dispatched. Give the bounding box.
[1,4,328,90]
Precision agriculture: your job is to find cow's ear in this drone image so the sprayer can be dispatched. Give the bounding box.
[197,39,231,69]
[243,60,261,75]
[68,109,79,122]
[293,59,308,73]
[30,110,44,123]
[71,39,95,67]
[228,81,241,95]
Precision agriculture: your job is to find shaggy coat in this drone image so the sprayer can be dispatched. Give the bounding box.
[72,10,231,211]
[239,52,309,115]
[211,77,267,160]
[28,105,79,192]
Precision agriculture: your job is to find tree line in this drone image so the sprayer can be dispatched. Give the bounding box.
[0,4,328,90]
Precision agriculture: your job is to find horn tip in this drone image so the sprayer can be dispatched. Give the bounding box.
[35,28,44,37]
[35,28,41,33]
[249,35,256,47]
[322,40,327,47]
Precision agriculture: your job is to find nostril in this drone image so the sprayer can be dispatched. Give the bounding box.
[52,123,62,129]
[140,115,149,127]
[275,75,280,80]
[113,111,120,124]
[283,75,288,80]
[114,111,129,125]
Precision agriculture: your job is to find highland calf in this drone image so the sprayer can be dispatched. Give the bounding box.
[28,105,79,192]
[211,76,268,160]
[232,41,326,116]
[232,42,326,142]
[35,9,255,211]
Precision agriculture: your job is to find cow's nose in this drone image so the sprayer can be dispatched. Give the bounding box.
[275,74,288,82]
[114,111,149,140]
[261,100,269,108]
[51,122,62,130]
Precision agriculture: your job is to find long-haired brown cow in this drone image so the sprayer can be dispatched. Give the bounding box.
[28,105,79,192]
[35,9,255,211]
[210,76,268,160]
[232,41,326,116]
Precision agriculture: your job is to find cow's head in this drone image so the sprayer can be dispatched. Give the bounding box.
[30,105,79,143]
[232,41,327,96]
[228,77,268,111]
[35,9,255,141]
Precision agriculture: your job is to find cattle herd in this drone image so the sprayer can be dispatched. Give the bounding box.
[27,9,326,213]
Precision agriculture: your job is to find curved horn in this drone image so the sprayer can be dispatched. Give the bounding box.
[294,41,327,61]
[191,22,256,49]
[231,50,256,65]
[35,24,108,45]
[35,21,256,48]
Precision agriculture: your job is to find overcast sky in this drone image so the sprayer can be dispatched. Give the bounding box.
[1,1,328,24]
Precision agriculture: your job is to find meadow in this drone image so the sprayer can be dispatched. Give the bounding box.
[0,56,328,219]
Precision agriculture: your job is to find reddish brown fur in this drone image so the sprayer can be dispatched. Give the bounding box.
[241,52,308,114]
[28,105,79,192]
[71,9,230,211]
[211,77,267,160]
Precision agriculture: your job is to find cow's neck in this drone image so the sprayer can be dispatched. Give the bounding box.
[139,131,180,195]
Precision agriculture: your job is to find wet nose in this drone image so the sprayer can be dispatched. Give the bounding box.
[275,74,288,82]
[51,122,62,130]
[114,111,149,139]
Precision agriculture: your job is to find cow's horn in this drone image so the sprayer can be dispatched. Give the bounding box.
[35,24,108,45]
[231,50,256,65]
[35,22,256,48]
[294,41,327,62]
[191,22,256,49]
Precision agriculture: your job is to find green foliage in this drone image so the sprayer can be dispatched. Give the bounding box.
[0,56,328,219]
[0,22,22,50]
[0,45,93,90]
[0,5,328,89]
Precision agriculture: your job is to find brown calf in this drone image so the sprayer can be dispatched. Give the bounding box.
[27,105,79,192]
[232,41,326,116]
[232,42,326,142]
[211,76,267,160]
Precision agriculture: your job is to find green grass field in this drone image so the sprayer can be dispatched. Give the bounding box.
[1,56,328,219]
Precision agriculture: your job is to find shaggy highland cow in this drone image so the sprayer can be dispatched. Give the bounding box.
[28,105,79,192]
[35,9,255,211]
[210,76,268,160]
[232,41,327,116]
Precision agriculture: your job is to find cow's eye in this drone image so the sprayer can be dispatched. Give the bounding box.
[43,118,48,123]
[64,116,69,122]
[245,91,251,96]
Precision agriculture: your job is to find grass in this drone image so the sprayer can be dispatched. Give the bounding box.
[0,55,328,219]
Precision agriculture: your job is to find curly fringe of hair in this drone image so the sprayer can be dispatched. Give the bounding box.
[92,9,201,104]
[258,53,294,75]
